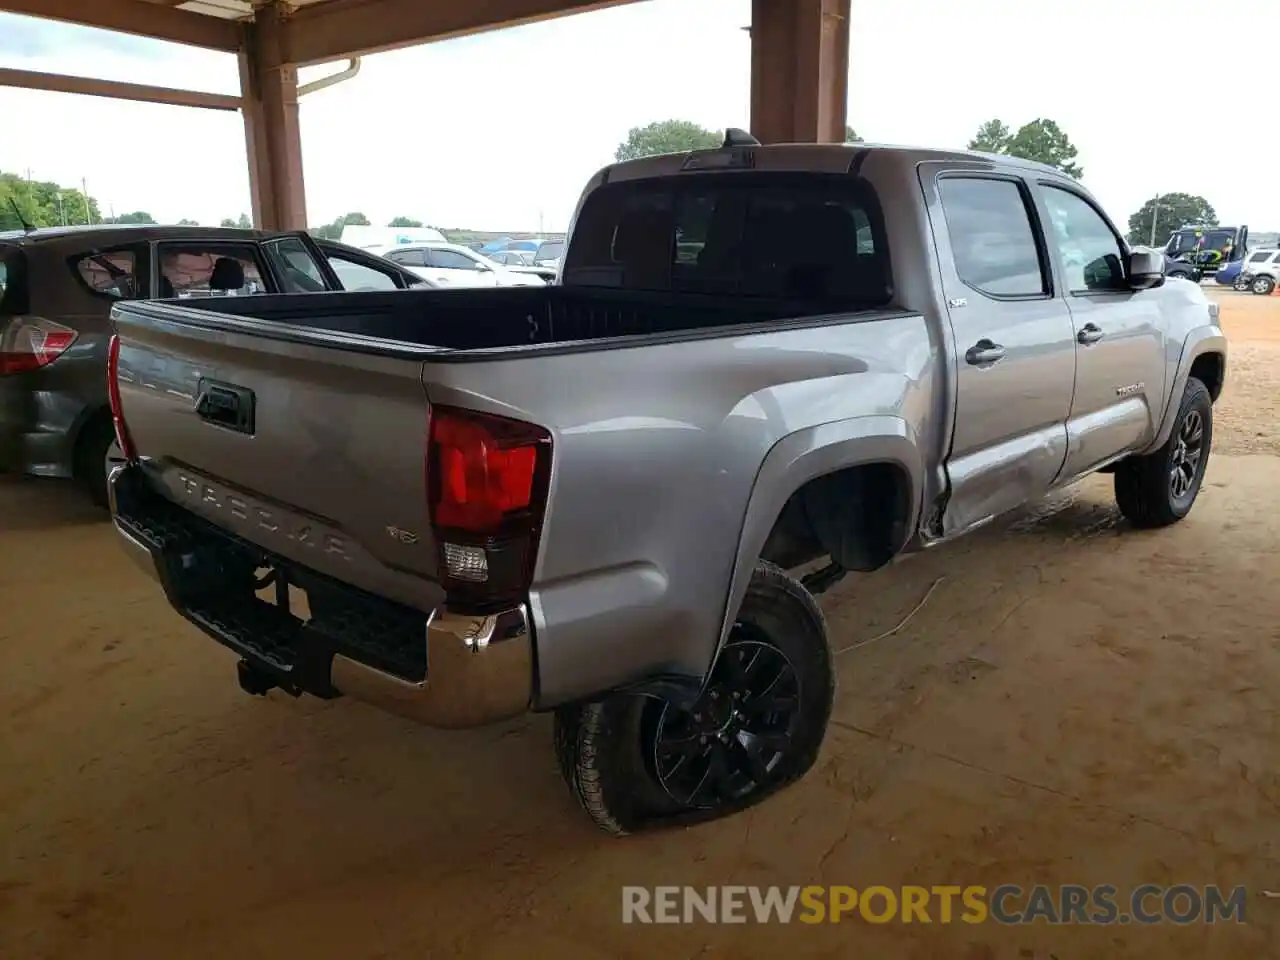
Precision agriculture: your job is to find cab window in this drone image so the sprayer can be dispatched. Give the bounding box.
[938,177,1047,298]
[156,243,266,298]
[1040,186,1127,293]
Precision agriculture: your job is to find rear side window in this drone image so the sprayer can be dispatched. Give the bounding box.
[74,250,139,299]
[563,173,892,304]
[938,177,1046,298]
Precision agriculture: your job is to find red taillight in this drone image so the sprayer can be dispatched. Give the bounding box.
[0,316,77,376]
[427,405,552,609]
[106,334,137,462]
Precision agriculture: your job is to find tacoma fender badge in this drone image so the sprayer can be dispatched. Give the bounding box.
[1115,382,1145,398]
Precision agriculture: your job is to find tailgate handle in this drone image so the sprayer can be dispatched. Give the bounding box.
[195,380,255,435]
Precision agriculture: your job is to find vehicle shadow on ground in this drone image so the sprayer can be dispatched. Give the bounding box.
[0,475,105,531]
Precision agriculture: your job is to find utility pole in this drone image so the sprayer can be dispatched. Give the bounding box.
[81,178,92,224]
[56,192,65,225]
[1149,194,1160,247]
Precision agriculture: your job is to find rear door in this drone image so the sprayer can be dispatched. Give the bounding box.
[1035,182,1168,481]
[925,166,1078,537]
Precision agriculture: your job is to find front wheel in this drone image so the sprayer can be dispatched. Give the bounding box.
[553,561,834,835]
[1114,377,1212,528]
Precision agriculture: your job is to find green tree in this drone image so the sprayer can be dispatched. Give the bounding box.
[967,119,1011,154]
[0,171,102,230]
[966,118,1082,178]
[109,211,157,224]
[309,211,371,240]
[219,213,252,229]
[177,218,200,226]
[1126,193,1217,248]
[388,216,423,228]
[614,120,721,161]
[845,126,863,143]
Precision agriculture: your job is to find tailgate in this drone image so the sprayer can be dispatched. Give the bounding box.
[111,302,441,613]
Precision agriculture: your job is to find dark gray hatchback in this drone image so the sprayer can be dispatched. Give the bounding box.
[0,225,427,506]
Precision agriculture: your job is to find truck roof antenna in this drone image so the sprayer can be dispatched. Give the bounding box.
[722,128,761,148]
[7,197,34,234]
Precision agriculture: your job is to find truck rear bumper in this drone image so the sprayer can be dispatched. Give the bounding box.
[108,465,532,729]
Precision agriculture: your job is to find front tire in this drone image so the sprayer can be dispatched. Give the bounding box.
[1114,377,1212,528]
[553,561,834,835]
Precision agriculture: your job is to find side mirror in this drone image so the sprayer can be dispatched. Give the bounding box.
[1127,248,1166,290]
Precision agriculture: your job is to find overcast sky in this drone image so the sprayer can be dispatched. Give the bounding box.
[1,0,1276,233]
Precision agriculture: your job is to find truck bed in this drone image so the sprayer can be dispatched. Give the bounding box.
[130,286,874,356]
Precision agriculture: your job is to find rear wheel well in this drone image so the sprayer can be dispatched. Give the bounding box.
[759,462,910,575]
[1189,352,1224,402]
[72,406,113,480]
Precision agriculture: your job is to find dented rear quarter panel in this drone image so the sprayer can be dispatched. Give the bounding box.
[422,309,941,707]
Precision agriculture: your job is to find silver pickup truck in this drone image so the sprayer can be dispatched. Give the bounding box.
[107,137,1226,835]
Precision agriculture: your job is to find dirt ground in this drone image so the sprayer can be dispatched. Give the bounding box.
[3,291,1280,959]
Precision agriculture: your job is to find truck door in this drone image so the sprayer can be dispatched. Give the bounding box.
[1035,183,1168,482]
[926,168,1078,537]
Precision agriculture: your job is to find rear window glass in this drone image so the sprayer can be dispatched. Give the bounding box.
[158,245,265,298]
[75,250,139,299]
[562,173,892,304]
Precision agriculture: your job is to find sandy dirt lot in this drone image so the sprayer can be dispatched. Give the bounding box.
[3,291,1280,959]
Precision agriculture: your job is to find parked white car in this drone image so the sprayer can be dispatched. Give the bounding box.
[1240,249,1280,296]
[372,242,545,288]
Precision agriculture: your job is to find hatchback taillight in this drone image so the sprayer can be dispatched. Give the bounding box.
[0,316,77,376]
[106,334,137,462]
[427,405,552,610]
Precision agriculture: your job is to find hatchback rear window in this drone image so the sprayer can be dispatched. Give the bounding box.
[563,172,892,304]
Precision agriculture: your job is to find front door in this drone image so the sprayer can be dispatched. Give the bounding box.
[927,169,1078,537]
[1036,184,1168,482]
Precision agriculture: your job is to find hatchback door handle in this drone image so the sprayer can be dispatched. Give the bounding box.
[1077,323,1104,345]
[965,339,1006,365]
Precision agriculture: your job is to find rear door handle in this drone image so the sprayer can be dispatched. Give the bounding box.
[1077,323,1104,345]
[965,339,1006,366]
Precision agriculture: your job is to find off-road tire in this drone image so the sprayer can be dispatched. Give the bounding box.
[552,560,835,835]
[1114,376,1212,529]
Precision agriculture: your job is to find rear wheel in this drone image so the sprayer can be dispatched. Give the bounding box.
[553,561,834,835]
[1114,377,1212,528]
[76,416,123,509]
[1251,275,1276,296]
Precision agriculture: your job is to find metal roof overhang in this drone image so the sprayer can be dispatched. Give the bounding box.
[0,0,640,65]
